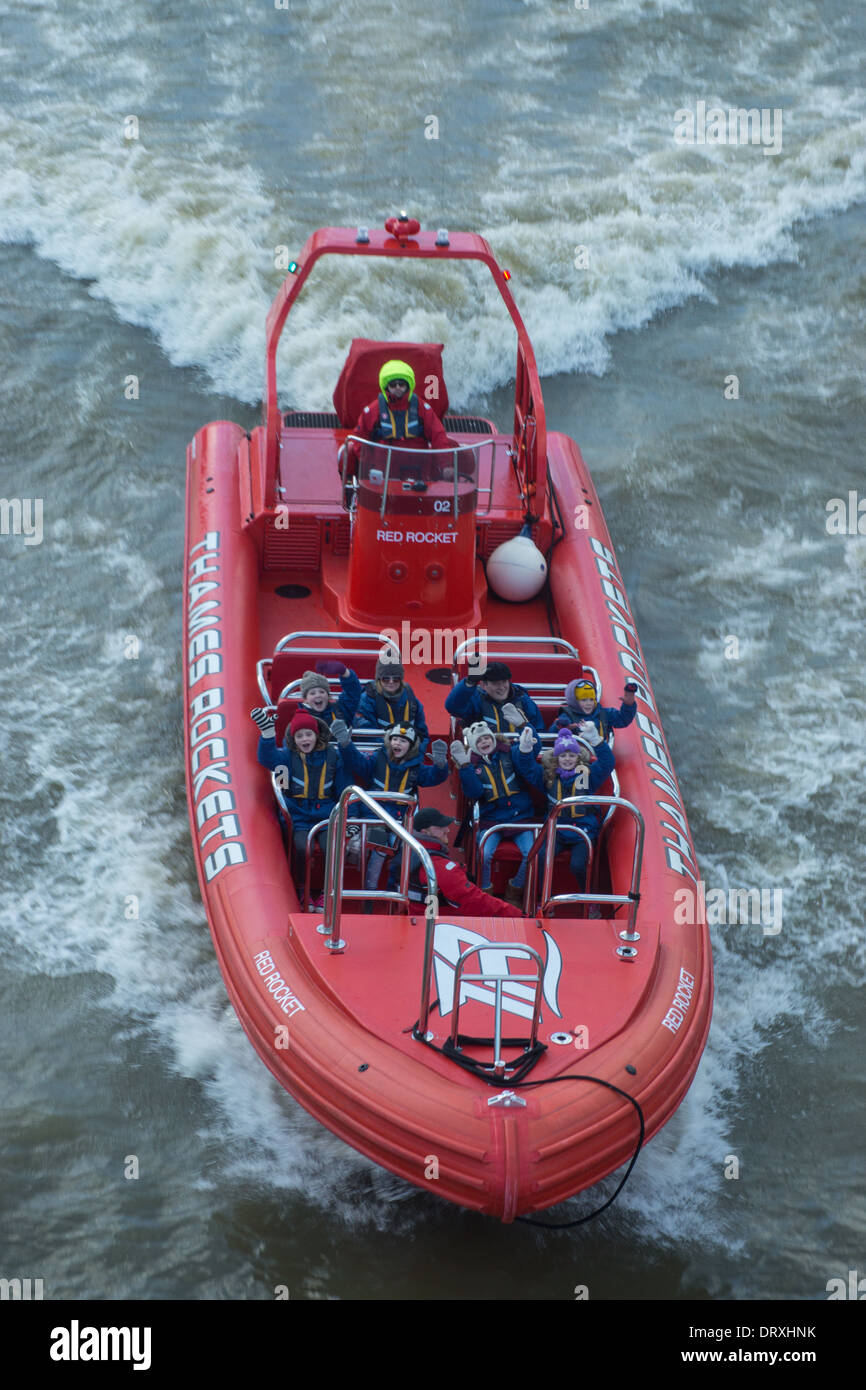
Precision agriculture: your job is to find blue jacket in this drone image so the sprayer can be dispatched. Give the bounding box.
[354,680,429,751]
[551,699,636,739]
[341,739,448,820]
[257,736,352,827]
[445,678,545,734]
[297,668,362,731]
[458,746,536,826]
[513,742,614,837]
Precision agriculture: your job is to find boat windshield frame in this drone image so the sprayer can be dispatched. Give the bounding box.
[347,434,496,517]
[263,225,546,514]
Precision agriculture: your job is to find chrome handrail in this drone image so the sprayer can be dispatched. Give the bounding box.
[274,628,398,656]
[260,629,399,703]
[344,434,496,515]
[257,658,273,704]
[302,817,331,909]
[452,634,580,665]
[320,789,429,951]
[449,943,545,1078]
[523,795,644,928]
[302,805,414,910]
[270,770,293,821]
[473,821,543,895]
[523,820,594,916]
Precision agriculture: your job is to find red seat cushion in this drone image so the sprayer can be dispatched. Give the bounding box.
[332,338,449,427]
[274,697,296,746]
[269,649,381,702]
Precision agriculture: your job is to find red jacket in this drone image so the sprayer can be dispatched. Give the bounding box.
[349,393,455,461]
[414,837,523,918]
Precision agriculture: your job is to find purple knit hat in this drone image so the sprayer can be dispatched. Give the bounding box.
[553,729,582,757]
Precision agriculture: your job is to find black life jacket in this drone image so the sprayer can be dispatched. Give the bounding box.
[374,391,424,441]
[547,771,595,826]
[364,681,420,731]
[371,747,419,798]
[472,748,521,808]
[556,704,609,741]
[288,745,339,806]
[479,690,525,734]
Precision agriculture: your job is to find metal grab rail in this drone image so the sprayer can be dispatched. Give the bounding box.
[302,807,414,910]
[473,821,543,886]
[446,643,603,739]
[522,795,645,929]
[321,788,435,953]
[345,434,496,516]
[268,785,413,910]
[452,634,580,666]
[449,943,545,1078]
[274,628,398,656]
[258,629,399,704]
[522,821,594,915]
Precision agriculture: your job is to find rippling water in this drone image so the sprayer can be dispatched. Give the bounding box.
[1,0,863,1301]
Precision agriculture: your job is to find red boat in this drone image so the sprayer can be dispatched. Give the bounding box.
[183,216,712,1222]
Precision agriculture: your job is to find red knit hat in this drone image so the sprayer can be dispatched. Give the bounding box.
[289,711,320,737]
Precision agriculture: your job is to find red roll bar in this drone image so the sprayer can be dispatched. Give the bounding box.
[263,221,547,518]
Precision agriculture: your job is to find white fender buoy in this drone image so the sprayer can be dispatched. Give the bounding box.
[486,533,548,601]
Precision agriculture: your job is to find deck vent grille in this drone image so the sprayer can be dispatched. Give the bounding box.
[283,411,340,429]
[282,411,492,434]
[443,416,493,434]
[331,518,351,555]
[478,521,537,559]
[264,516,321,571]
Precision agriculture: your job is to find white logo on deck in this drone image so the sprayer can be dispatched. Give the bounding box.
[433,924,562,1021]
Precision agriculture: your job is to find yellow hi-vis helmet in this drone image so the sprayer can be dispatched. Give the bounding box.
[379,359,415,394]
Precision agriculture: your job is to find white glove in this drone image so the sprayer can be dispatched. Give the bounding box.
[431,739,448,768]
[518,726,536,753]
[450,740,470,767]
[250,707,276,738]
[500,701,526,728]
[330,719,351,747]
[578,720,602,747]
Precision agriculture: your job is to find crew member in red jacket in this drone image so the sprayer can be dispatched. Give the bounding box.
[346,358,459,476]
[408,808,523,918]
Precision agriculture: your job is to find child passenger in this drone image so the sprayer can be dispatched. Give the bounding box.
[332,720,448,890]
[513,724,614,891]
[250,707,352,910]
[451,722,536,904]
[295,661,362,731]
[551,678,638,740]
[354,657,429,750]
